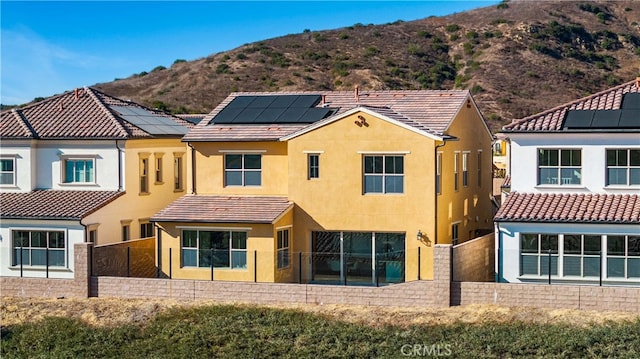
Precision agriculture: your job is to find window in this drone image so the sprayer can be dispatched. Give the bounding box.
[12,230,66,267]
[363,155,404,194]
[140,157,149,194]
[520,234,558,276]
[0,158,15,186]
[122,223,130,241]
[462,152,469,187]
[140,222,154,238]
[436,152,442,195]
[174,154,184,191]
[225,154,261,186]
[477,150,482,188]
[538,149,581,185]
[451,223,459,245]
[181,229,247,269]
[63,158,94,183]
[89,229,97,243]
[454,152,459,191]
[563,234,601,277]
[277,228,290,269]
[308,154,319,179]
[606,149,640,186]
[155,154,163,184]
[607,235,640,279]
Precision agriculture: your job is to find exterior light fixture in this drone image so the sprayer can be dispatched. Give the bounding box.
[417,229,422,241]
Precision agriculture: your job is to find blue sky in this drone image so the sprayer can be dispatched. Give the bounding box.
[1,1,497,105]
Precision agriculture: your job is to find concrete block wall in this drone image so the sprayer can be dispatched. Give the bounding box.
[452,233,494,282]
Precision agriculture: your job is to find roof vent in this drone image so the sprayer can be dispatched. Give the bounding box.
[354,85,359,102]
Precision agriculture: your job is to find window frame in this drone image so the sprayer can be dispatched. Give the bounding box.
[0,156,16,187]
[181,229,248,269]
[173,153,184,192]
[121,220,131,241]
[520,233,559,276]
[11,229,67,267]
[139,155,150,194]
[462,151,469,187]
[537,148,582,186]
[605,148,640,186]
[453,152,460,191]
[451,222,460,245]
[606,235,640,279]
[224,153,262,187]
[154,153,164,184]
[362,154,405,194]
[140,221,154,239]
[307,153,320,180]
[60,156,96,184]
[436,152,442,195]
[277,228,291,269]
[562,234,602,278]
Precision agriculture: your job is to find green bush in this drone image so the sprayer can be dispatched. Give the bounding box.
[445,24,460,33]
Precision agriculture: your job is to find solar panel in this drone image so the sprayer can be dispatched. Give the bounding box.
[210,94,332,124]
[110,105,188,135]
[248,96,277,108]
[234,108,266,123]
[225,96,255,109]
[563,110,594,129]
[619,109,640,128]
[291,95,322,108]
[621,93,640,110]
[270,95,298,108]
[211,107,244,124]
[254,108,286,123]
[590,110,621,128]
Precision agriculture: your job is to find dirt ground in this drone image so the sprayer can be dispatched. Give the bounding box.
[2,296,638,328]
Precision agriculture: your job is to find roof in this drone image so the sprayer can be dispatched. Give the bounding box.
[152,195,293,223]
[184,90,475,142]
[0,190,123,220]
[503,79,640,133]
[495,192,640,224]
[0,87,192,139]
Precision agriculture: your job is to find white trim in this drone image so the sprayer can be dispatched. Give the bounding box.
[275,224,293,231]
[176,225,253,231]
[218,149,267,153]
[280,107,444,141]
[302,150,325,154]
[0,155,17,187]
[357,150,410,154]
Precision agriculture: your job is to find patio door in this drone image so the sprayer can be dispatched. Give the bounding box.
[344,232,373,285]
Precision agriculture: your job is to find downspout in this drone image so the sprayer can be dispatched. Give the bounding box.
[434,141,447,245]
[188,142,196,195]
[115,140,124,191]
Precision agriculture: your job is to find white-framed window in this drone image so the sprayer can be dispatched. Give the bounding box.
[606,149,640,186]
[563,234,601,277]
[63,157,95,184]
[154,153,164,184]
[224,154,262,186]
[139,155,149,194]
[308,154,320,179]
[0,157,16,186]
[140,221,154,238]
[538,149,581,185]
[363,155,404,194]
[436,152,442,195]
[454,152,460,191]
[451,222,460,245]
[181,229,247,269]
[520,234,559,276]
[277,228,290,269]
[174,153,184,191]
[462,152,469,187]
[477,150,482,188]
[607,235,640,279]
[12,230,66,267]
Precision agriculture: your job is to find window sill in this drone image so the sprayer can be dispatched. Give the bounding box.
[518,275,640,283]
[0,185,19,189]
[182,266,248,271]
[139,192,151,196]
[173,189,185,193]
[534,185,587,190]
[604,185,640,190]
[363,193,405,196]
[58,182,99,187]
[9,266,71,272]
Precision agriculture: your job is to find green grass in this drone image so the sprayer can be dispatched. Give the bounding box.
[2,305,639,358]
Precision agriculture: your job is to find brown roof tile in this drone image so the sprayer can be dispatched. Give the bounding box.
[0,109,35,138]
[0,190,123,220]
[504,79,640,132]
[495,192,640,224]
[152,195,292,223]
[185,124,306,142]
[184,90,473,141]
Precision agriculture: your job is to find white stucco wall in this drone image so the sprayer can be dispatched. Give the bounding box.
[509,133,640,194]
[497,222,640,285]
[0,219,84,279]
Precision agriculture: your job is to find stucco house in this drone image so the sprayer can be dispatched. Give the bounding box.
[495,79,640,285]
[152,89,494,284]
[0,87,191,278]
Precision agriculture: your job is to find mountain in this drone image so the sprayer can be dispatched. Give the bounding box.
[94,0,640,132]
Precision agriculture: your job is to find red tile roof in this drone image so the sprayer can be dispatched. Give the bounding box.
[495,192,640,224]
[184,90,474,141]
[0,87,192,139]
[0,190,123,220]
[186,124,307,142]
[152,195,293,223]
[504,79,640,132]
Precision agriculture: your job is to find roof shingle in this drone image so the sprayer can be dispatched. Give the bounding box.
[0,190,123,220]
[495,192,640,224]
[152,195,293,223]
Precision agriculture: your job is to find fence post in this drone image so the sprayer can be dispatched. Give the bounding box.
[375,253,379,287]
[46,247,49,278]
[127,247,131,277]
[417,247,421,280]
[599,250,603,286]
[211,248,214,281]
[169,247,172,279]
[343,253,348,286]
[254,250,257,283]
[298,252,302,284]
[548,249,551,285]
[90,245,94,277]
[20,244,23,278]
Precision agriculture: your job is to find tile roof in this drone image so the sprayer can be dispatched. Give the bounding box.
[152,195,293,223]
[504,79,640,132]
[0,87,192,139]
[495,192,640,224]
[501,175,511,188]
[185,124,307,142]
[0,190,123,220]
[184,90,473,141]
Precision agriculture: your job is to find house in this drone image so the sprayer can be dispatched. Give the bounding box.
[0,87,191,278]
[495,79,640,285]
[152,89,494,284]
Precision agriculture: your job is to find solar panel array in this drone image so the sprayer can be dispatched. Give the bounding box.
[110,105,188,135]
[210,95,337,124]
[562,93,640,130]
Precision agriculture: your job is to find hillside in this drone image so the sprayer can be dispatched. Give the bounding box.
[94,0,640,132]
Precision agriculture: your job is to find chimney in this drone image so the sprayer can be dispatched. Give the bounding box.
[354,85,359,102]
[636,77,640,88]
[74,88,79,99]
[321,95,326,106]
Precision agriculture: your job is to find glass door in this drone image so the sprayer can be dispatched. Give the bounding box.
[311,232,341,283]
[344,232,373,285]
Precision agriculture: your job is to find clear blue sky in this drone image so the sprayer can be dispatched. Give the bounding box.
[1,1,497,105]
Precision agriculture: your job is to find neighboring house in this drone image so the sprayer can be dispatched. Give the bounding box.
[495,79,640,286]
[152,89,493,284]
[0,87,191,278]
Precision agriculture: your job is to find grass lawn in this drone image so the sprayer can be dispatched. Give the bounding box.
[2,304,639,358]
